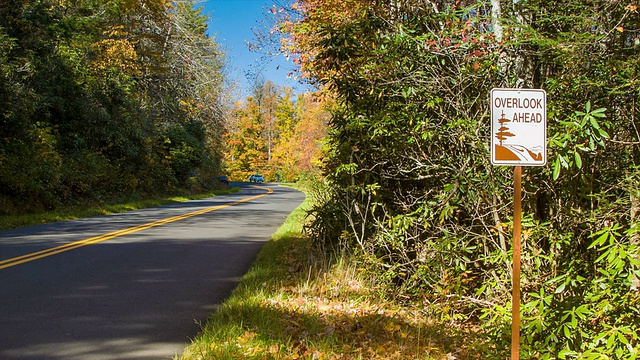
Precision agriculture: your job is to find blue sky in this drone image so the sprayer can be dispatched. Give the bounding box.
[199,0,310,97]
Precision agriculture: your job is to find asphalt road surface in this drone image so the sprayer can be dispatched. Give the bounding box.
[0,183,305,359]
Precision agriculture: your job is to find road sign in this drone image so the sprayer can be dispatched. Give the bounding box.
[491,88,547,166]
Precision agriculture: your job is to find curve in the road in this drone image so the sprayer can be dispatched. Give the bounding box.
[0,185,273,271]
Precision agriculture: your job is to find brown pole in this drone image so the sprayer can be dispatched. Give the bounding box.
[511,166,522,359]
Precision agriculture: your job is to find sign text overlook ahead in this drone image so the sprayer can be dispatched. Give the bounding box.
[491,88,547,166]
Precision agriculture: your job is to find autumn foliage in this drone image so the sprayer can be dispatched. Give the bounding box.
[223,81,330,183]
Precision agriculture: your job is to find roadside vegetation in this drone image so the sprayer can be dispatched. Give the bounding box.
[249,1,639,358]
[179,185,488,360]
[0,187,239,231]
[1,0,227,215]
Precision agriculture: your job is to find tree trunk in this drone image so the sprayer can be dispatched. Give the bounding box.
[491,0,503,43]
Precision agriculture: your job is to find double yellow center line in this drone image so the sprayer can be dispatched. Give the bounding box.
[0,186,273,271]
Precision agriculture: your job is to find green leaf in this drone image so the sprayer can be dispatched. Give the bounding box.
[607,333,616,349]
[574,152,582,169]
[618,332,630,345]
[574,305,589,319]
[558,348,575,359]
[553,158,561,180]
[559,154,569,169]
[588,229,611,248]
[585,101,591,113]
[597,128,610,139]
[591,107,607,118]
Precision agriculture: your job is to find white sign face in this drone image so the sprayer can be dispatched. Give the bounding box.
[491,88,547,166]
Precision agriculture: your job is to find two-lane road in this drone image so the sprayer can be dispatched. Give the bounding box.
[0,184,305,359]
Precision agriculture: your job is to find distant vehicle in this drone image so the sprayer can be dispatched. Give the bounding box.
[249,174,264,183]
[219,175,229,185]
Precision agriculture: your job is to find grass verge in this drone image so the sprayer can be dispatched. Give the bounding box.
[178,189,484,360]
[0,187,240,231]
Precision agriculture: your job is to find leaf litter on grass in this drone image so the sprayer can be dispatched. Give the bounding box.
[179,198,486,360]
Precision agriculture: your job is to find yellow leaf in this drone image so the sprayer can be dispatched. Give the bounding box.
[616,26,624,32]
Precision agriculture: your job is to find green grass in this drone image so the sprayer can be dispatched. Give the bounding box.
[0,187,240,231]
[178,189,484,360]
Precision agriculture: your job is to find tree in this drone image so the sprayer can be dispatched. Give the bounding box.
[225,96,268,180]
[270,86,298,181]
[271,90,331,182]
[223,82,329,182]
[0,0,228,213]
[156,0,227,187]
[291,92,330,175]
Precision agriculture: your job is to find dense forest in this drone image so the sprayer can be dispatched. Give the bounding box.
[0,0,226,214]
[275,0,640,358]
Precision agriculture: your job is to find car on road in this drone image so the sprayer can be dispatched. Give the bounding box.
[249,174,264,183]
[219,175,229,186]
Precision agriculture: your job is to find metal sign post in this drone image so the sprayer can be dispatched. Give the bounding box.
[490,88,546,359]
